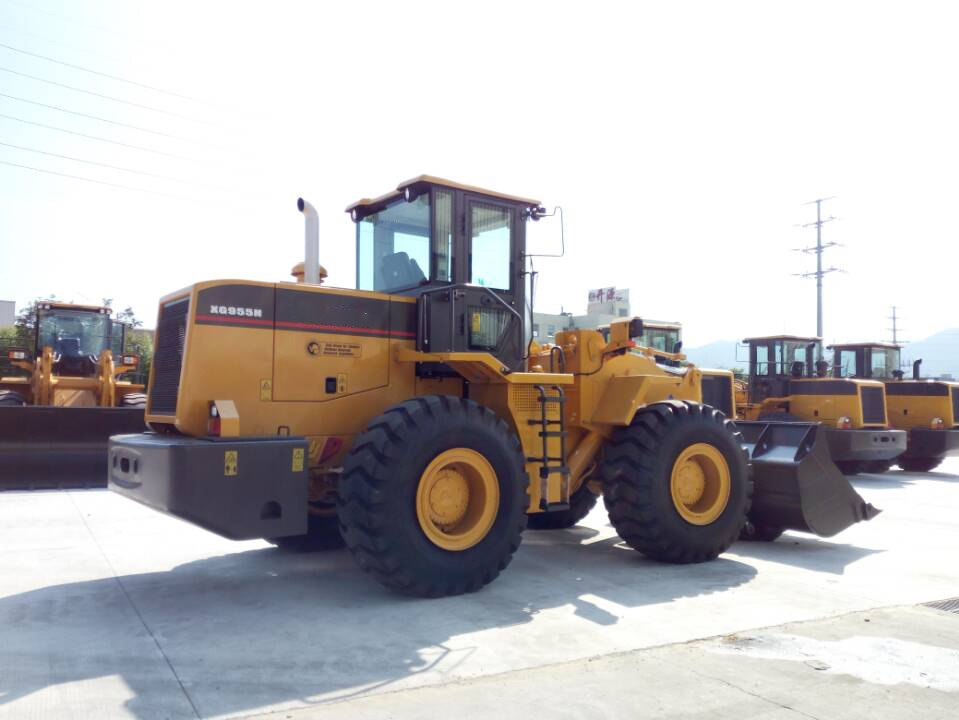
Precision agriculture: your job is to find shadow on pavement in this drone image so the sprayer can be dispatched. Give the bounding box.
[0,526,758,719]
[731,534,882,574]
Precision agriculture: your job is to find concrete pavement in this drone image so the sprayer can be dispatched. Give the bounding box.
[1,459,958,718]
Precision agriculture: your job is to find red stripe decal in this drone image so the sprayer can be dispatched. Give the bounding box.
[196,314,415,338]
[195,314,273,326]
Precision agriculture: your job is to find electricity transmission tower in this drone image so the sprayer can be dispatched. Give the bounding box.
[888,306,907,346]
[794,197,841,359]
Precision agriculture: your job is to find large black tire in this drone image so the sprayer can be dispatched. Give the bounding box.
[740,523,785,542]
[601,401,751,564]
[863,460,893,474]
[0,390,27,406]
[898,457,942,473]
[119,392,147,408]
[526,483,599,530]
[337,396,528,597]
[269,505,345,552]
[835,460,865,476]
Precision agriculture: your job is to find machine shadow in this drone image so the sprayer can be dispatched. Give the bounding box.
[0,529,757,719]
[730,533,881,574]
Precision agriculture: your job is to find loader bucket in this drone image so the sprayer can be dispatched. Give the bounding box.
[0,406,146,490]
[735,420,881,537]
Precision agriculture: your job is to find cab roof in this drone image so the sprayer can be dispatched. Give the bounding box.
[827,341,901,350]
[643,320,682,331]
[742,334,821,344]
[345,175,542,216]
[38,301,111,314]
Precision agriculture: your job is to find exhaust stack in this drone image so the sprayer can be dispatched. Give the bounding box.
[913,358,923,380]
[297,198,320,285]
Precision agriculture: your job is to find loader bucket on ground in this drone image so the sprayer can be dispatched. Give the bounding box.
[735,420,881,537]
[0,406,146,490]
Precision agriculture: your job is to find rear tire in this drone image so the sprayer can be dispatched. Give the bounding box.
[0,390,27,406]
[740,523,785,542]
[601,401,751,564]
[898,457,942,473]
[835,460,865,475]
[269,507,344,551]
[526,483,599,530]
[338,396,528,597]
[119,392,147,408]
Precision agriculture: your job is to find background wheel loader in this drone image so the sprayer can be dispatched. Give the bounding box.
[0,302,146,489]
[829,342,959,472]
[736,335,905,476]
[108,176,879,597]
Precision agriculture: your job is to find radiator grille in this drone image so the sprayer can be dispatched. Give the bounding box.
[700,374,733,417]
[149,297,189,415]
[953,389,959,426]
[860,385,886,425]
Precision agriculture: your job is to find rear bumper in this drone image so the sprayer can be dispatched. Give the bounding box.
[825,428,906,462]
[109,433,308,540]
[903,428,959,460]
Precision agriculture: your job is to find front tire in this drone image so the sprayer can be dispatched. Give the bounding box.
[0,390,27,406]
[119,392,147,408]
[835,460,865,476]
[601,401,751,564]
[898,457,942,473]
[337,396,528,597]
[863,460,893,474]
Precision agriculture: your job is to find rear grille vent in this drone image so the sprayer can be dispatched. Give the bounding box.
[701,374,734,417]
[149,297,189,415]
[860,386,886,425]
[952,389,959,426]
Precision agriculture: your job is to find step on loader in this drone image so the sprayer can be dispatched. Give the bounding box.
[0,302,146,489]
[108,177,880,596]
[829,342,959,472]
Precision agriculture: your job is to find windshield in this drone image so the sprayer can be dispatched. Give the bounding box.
[641,327,681,353]
[870,347,901,379]
[782,341,812,373]
[37,309,114,358]
[357,190,455,294]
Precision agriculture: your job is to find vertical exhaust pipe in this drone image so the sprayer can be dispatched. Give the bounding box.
[913,358,923,380]
[297,198,320,285]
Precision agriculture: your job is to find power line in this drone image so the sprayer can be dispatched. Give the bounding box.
[0,65,212,124]
[0,158,186,199]
[0,40,198,102]
[0,140,228,190]
[0,111,192,160]
[0,91,195,141]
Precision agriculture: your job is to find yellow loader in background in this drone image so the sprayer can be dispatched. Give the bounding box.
[829,342,959,472]
[0,301,146,489]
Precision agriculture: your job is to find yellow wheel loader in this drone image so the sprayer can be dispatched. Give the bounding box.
[829,342,959,472]
[0,302,146,489]
[108,176,879,596]
[737,335,905,476]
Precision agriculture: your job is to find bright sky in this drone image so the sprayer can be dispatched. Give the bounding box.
[1,1,956,346]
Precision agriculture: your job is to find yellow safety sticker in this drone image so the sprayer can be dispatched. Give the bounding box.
[337,373,347,393]
[471,312,482,333]
[224,450,238,476]
[292,447,305,473]
[259,379,272,401]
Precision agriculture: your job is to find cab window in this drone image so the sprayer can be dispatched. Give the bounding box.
[357,194,440,293]
[836,349,857,377]
[470,202,511,290]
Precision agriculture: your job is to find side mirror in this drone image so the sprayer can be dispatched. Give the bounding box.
[672,340,683,354]
[627,317,644,340]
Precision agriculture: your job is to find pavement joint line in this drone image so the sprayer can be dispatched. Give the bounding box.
[682,663,822,720]
[65,490,203,720]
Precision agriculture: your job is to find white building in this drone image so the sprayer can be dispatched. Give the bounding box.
[533,287,632,342]
[0,300,14,328]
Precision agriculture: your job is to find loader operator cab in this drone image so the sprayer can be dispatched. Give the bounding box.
[828,342,903,380]
[347,176,543,372]
[598,319,683,366]
[743,335,824,404]
[35,303,124,377]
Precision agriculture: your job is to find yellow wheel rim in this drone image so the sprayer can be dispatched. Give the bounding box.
[669,443,731,525]
[416,448,499,551]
